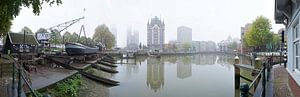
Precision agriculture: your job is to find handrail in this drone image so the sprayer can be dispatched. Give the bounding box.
[239,58,270,97]
[9,55,39,97]
[249,67,263,89]
[20,71,38,97]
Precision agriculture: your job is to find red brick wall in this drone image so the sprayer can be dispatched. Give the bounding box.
[288,75,300,97]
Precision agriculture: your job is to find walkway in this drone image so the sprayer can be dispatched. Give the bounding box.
[272,65,293,97]
[30,65,77,90]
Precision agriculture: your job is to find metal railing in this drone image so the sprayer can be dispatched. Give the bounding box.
[239,58,272,97]
[9,55,39,97]
[235,57,273,97]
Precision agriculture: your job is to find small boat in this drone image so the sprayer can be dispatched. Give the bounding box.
[65,42,98,55]
[147,50,161,58]
[122,52,136,59]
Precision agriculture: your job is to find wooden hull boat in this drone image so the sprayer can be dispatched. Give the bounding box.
[65,42,98,55]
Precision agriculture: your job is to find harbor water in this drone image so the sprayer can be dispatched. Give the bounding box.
[79,54,250,97]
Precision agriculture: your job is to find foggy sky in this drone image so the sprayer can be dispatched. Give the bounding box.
[11,0,284,47]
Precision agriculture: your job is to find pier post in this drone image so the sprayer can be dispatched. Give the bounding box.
[252,58,262,76]
[234,56,240,89]
[240,83,249,97]
[254,58,262,69]
[12,63,15,91]
[262,63,266,97]
[18,65,22,97]
[234,56,239,64]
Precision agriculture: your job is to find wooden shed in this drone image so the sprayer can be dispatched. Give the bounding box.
[3,32,39,54]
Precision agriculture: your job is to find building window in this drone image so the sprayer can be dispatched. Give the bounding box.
[295,42,300,70]
[294,25,299,40]
[293,24,300,71]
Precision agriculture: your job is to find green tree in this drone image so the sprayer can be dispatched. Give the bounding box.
[49,30,62,45]
[271,34,281,51]
[242,36,249,48]
[93,24,116,49]
[244,16,273,51]
[36,28,48,33]
[20,26,33,34]
[228,41,238,50]
[0,0,62,37]
[86,37,96,47]
[70,32,79,43]
[182,42,191,52]
[62,31,72,43]
[78,36,87,45]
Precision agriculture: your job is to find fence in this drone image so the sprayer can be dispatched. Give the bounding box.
[234,56,273,97]
[8,55,39,97]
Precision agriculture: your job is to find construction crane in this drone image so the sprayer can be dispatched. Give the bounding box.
[48,17,85,33]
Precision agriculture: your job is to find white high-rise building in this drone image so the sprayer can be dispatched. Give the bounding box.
[177,26,192,43]
[110,25,117,47]
[147,16,165,51]
[127,27,139,50]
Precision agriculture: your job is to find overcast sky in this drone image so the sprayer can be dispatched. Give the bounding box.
[11,0,284,47]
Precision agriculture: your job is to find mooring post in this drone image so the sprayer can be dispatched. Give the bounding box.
[234,56,239,64]
[12,62,15,90]
[262,63,266,97]
[234,56,240,89]
[267,57,271,81]
[18,65,22,97]
[254,58,262,69]
[240,83,249,97]
[253,57,262,76]
[253,57,262,89]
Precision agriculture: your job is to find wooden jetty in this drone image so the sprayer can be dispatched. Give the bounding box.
[65,55,119,73]
[46,57,120,86]
[101,58,116,64]
[102,56,117,62]
[97,61,118,67]
[103,54,115,60]
[91,64,118,73]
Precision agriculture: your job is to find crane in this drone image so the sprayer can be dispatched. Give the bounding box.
[48,17,85,33]
[47,17,85,47]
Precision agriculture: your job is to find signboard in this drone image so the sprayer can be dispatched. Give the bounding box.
[36,32,51,41]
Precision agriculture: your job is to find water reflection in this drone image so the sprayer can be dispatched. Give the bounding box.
[146,58,164,92]
[81,54,250,97]
[177,56,192,79]
[192,54,217,65]
[125,62,139,78]
[217,54,234,64]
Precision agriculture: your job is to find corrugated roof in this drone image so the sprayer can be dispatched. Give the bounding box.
[8,32,39,45]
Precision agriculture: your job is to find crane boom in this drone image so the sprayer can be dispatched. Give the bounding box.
[48,17,85,33]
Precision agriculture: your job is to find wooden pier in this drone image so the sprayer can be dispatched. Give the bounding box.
[91,64,118,73]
